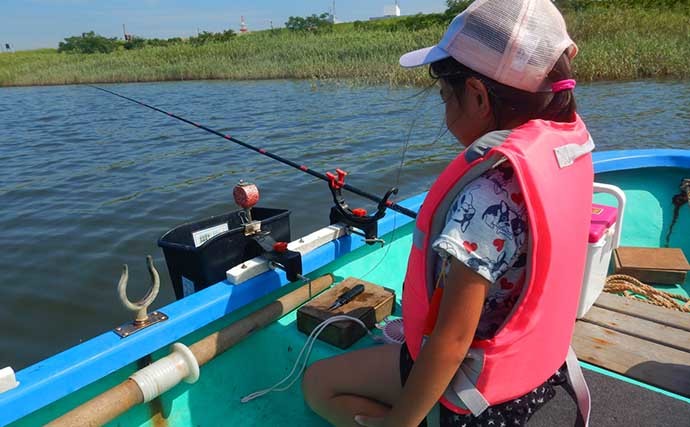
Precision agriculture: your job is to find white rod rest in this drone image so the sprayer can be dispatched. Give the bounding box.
[0,367,19,394]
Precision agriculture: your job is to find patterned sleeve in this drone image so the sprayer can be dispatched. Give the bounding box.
[431,165,528,283]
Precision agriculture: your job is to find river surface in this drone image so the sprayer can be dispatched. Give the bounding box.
[1,79,689,370]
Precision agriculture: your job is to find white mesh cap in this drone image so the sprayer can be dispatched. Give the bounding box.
[400,0,577,93]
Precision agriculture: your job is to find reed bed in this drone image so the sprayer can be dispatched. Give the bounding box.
[1,7,688,87]
[567,7,690,81]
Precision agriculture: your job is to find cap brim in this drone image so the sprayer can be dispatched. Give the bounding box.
[399,45,450,68]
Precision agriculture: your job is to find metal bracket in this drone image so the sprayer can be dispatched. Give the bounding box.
[243,220,262,236]
[114,255,168,338]
[114,311,168,338]
[327,178,398,244]
[347,227,385,247]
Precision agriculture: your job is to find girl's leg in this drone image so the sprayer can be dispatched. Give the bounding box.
[302,343,402,427]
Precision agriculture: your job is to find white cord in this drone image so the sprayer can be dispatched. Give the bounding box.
[240,315,382,403]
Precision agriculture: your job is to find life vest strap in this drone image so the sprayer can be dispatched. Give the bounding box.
[554,137,595,168]
[565,346,591,427]
[448,361,491,416]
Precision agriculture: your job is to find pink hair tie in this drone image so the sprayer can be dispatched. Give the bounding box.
[552,79,576,93]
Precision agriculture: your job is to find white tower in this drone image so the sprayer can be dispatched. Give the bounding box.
[331,0,338,24]
[240,16,249,34]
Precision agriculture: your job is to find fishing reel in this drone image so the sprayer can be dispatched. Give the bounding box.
[326,168,398,246]
[234,181,303,282]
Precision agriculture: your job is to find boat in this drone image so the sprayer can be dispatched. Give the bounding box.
[1,149,689,426]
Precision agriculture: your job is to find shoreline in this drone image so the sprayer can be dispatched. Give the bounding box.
[1,75,689,90]
[2,7,689,88]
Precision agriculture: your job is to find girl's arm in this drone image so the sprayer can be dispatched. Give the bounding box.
[382,258,489,427]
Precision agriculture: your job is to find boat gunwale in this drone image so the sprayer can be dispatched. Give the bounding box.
[593,149,690,173]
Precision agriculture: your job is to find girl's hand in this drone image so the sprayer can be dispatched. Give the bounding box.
[354,415,386,427]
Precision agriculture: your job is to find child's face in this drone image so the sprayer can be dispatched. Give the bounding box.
[440,78,494,148]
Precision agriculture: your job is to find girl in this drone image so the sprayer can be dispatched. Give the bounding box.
[302,1,593,426]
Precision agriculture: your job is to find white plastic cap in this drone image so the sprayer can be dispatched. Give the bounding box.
[0,367,19,393]
[400,0,577,93]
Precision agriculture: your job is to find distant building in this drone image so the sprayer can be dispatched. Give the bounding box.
[384,2,401,17]
[122,24,132,41]
[370,1,402,20]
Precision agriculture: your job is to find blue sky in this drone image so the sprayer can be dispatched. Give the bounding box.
[1,0,448,51]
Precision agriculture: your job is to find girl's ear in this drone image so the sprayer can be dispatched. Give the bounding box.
[465,77,493,120]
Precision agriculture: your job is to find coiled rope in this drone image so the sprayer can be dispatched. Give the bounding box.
[604,274,690,313]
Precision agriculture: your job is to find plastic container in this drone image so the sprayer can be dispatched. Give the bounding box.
[577,183,626,318]
[158,207,291,299]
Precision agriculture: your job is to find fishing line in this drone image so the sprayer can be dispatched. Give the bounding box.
[87,85,417,220]
[358,85,433,281]
[240,315,384,403]
[358,86,459,281]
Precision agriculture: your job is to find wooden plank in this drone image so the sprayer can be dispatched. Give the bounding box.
[614,246,690,271]
[593,292,690,333]
[572,321,690,397]
[581,306,690,353]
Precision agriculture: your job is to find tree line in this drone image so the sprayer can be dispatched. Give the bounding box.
[57,29,237,54]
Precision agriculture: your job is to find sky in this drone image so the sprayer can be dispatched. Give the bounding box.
[1,0,448,51]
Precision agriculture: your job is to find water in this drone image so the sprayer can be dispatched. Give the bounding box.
[1,79,688,370]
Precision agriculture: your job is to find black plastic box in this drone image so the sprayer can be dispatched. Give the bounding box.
[158,207,291,299]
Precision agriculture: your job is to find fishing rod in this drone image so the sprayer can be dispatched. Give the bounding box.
[88,85,417,222]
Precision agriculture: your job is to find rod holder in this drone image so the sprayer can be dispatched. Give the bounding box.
[114,255,168,338]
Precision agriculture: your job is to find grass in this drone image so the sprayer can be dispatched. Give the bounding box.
[1,7,689,87]
[566,7,690,81]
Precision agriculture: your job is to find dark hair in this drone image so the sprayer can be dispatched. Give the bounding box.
[429,52,576,128]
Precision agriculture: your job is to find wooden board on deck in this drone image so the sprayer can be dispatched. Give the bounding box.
[296,277,396,349]
[573,292,690,397]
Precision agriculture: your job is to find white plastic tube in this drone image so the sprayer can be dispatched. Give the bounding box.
[130,343,199,403]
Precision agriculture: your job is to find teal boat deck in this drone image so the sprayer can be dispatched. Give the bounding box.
[8,164,690,426]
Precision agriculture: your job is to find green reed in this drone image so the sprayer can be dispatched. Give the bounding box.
[1,7,688,87]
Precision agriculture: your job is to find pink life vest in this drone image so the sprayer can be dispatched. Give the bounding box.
[402,115,594,415]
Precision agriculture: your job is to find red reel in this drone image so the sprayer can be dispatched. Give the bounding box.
[233,181,260,209]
